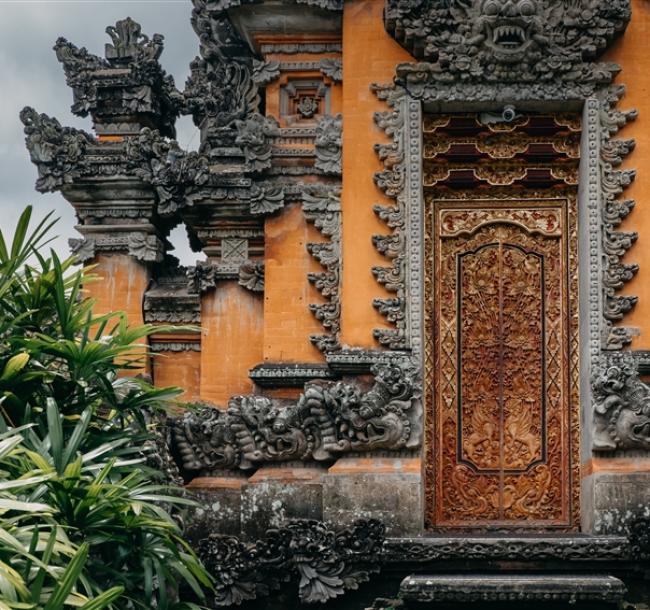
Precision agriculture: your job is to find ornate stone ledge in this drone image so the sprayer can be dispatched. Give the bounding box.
[249,363,336,387]
[382,535,631,564]
[399,574,627,604]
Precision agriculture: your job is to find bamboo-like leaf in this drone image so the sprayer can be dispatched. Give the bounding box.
[0,353,30,381]
[62,408,91,467]
[78,586,124,610]
[43,543,89,610]
[46,399,63,474]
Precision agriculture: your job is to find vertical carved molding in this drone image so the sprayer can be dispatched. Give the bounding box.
[303,188,342,352]
[372,90,408,350]
[597,85,638,351]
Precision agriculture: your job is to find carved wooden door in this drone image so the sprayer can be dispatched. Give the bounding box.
[428,199,579,528]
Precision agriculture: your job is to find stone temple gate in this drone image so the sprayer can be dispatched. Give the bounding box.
[19,0,650,607]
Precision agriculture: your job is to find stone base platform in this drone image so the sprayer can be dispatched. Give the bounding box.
[399,574,626,607]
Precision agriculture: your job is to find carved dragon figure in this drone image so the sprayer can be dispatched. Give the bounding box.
[171,359,420,476]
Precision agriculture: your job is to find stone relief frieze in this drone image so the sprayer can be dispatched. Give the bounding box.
[385,0,630,83]
[172,358,421,474]
[198,519,382,607]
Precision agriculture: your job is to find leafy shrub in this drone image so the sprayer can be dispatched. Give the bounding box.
[0,208,211,609]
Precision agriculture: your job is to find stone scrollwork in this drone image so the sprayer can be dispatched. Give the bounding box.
[172,358,421,475]
[303,189,342,352]
[197,519,384,607]
[592,354,650,451]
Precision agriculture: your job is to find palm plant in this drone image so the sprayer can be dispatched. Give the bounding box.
[0,208,212,609]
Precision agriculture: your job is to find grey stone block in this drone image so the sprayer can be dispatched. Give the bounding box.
[240,466,325,540]
[583,471,650,535]
[183,476,244,543]
[322,457,423,536]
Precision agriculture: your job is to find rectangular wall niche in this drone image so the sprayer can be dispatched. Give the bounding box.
[423,113,581,530]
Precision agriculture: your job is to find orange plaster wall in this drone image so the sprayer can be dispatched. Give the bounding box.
[340,0,414,347]
[153,350,201,402]
[264,202,325,362]
[88,254,149,325]
[200,282,263,404]
[604,0,650,348]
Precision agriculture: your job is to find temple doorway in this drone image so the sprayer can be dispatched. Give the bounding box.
[423,113,581,529]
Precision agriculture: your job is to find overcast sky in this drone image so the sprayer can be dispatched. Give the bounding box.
[0,1,201,263]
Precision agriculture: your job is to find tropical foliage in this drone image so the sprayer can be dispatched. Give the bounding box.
[0,207,211,609]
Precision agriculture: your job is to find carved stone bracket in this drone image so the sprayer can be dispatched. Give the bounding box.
[197,519,383,607]
[172,358,421,474]
[303,188,341,352]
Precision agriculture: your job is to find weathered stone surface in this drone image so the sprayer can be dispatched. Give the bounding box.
[584,472,650,536]
[184,477,245,544]
[240,466,325,540]
[323,457,422,536]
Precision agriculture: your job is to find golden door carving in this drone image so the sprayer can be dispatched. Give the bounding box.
[423,113,581,529]
[425,198,579,529]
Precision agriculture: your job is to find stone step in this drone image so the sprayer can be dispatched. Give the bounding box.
[399,574,627,604]
[384,535,631,563]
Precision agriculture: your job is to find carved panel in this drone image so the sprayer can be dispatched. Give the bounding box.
[427,197,579,528]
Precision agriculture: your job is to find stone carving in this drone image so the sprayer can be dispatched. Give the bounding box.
[234,113,280,172]
[198,519,384,607]
[314,114,342,174]
[382,535,630,563]
[303,189,342,352]
[252,59,281,85]
[197,0,342,11]
[187,261,218,294]
[592,354,650,451]
[238,261,264,292]
[319,58,343,82]
[372,93,408,349]
[20,107,95,193]
[105,17,163,61]
[54,19,180,137]
[68,238,96,263]
[385,0,630,83]
[249,186,285,215]
[171,358,420,475]
[150,342,201,353]
[184,8,259,151]
[597,85,639,350]
[127,234,164,263]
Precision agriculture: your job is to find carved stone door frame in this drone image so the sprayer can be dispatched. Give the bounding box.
[372,84,638,530]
